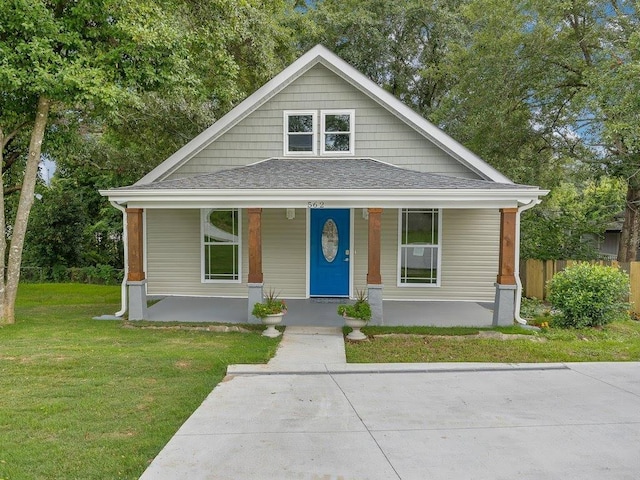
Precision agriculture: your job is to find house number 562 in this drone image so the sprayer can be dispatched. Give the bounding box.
[308,202,325,209]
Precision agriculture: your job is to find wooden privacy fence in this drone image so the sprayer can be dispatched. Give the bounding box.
[520,259,640,313]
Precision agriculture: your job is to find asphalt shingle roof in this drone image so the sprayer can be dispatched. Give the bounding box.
[123,158,537,191]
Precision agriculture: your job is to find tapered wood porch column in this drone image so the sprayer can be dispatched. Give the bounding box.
[126,208,145,281]
[367,208,383,284]
[247,208,263,283]
[496,207,518,285]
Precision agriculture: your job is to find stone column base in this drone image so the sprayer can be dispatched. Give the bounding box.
[367,284,384,325]
[248,283,264,323]
[493,283,517,326]
[128,280,148,320]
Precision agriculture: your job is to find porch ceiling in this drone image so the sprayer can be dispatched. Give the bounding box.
[101,158,548,209]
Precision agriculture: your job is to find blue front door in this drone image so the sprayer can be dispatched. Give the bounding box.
[310,209,350,296]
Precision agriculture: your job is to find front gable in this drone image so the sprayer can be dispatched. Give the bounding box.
[137,45,512,185]
[166,64,482,181]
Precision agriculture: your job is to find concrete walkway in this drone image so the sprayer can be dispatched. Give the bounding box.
[140,328,640,480]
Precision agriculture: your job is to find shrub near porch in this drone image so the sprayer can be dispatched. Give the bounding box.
[0,284,280,480]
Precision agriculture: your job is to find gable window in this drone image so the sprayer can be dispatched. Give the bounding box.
[321,110,354,154]
[398,208,441,286]
[284,111,316,155]
[202,208,241,282]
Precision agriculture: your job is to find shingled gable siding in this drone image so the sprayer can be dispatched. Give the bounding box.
[352,209,500,301]
[145,209,307,298]
[165,64,482,180]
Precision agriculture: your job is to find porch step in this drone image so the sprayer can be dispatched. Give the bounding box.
[229,326,346,375]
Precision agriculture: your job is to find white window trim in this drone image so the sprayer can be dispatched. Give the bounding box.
[201,208,242,283]
[284,110,317,156]
[320,109,355,155]
[396,208,442,288]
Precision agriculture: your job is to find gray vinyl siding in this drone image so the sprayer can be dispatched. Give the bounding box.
[166,65,480,180]
[145,208,307,298]
[352,209,500,301]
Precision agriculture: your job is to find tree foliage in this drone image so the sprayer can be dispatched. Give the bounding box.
[303,0,466,117]
[521,177,626,260]
[0,0,220,323]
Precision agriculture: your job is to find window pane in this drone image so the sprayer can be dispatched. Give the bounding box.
[205,244,238,280]
[202,208,240,282]
[288,133,313,152]
[205,209,238,242]
[325,114,350,132]
[400,246,437,284]
[324,133,350,152]
[321,219,339,263]
[288,115,313,133]
[402,210,438,244]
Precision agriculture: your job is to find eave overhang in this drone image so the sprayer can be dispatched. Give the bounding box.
[100,187,548,210]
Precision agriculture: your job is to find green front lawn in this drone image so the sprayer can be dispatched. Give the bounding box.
[346,322,640,363]
[0,284,280,480]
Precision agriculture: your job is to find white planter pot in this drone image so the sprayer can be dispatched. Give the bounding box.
[261,313,283,337]
[344,316,368,341]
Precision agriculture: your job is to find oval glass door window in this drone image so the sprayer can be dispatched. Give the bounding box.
[321,219,339,262]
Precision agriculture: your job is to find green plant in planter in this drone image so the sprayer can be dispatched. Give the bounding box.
[252,289,287,319]
[337,290,372,322]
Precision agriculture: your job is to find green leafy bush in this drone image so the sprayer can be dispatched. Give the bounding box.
[547,263,630,328]
[252,289,287,319]
[337,290,372,322]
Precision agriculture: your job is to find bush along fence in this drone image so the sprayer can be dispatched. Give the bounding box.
[20,265,124,285]
[520,259,640,313]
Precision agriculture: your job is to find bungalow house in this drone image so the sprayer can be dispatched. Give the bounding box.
[101,45,547,326]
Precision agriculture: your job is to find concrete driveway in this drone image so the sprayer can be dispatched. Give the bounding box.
[140,328,640,480]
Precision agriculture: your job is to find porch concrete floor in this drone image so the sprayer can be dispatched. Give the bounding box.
[146,296,495,327]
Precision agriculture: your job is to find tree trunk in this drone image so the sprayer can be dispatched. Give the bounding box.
[0,128,6,322]
[2,96,51,324]
[617,185,640,262]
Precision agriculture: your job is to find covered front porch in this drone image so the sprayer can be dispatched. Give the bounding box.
[102,158,547,327]
[146,296,495,327]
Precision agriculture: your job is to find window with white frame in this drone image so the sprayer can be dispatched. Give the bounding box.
[398,208,440,285]
[284,111,316,154]
[321,110,354,154]
[202,208,241,282]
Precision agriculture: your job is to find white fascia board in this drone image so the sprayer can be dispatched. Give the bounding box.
[101,188,548,210]
[136,46,329,185]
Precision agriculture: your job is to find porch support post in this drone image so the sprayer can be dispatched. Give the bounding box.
[247,208,264,322]
[126,208,147,320]
[367,208,384,324]
[493,207,518,326]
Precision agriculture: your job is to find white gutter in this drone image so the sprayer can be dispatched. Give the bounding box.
[100,188,547,208]
[110,201,128,317]
[514,199,542,325]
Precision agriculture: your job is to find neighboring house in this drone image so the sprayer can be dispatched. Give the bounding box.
[599,214,640,260]
[101,45,547,326]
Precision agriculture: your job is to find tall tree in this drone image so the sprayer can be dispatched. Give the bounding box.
[302,0,467,117]
[0,0,198,323]
[452,0,639,258]
[46,0,301,273]
[584,2,640,260]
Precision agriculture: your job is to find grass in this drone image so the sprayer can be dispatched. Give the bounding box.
[0,284,280,480]
[346,321,640,363]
